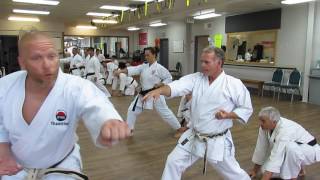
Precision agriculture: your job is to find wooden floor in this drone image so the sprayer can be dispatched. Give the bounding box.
[77,94,320,180]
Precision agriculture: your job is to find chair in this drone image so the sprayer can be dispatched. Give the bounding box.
[278,68,301,103]
[169,62,182,80]
[262,68,284,98]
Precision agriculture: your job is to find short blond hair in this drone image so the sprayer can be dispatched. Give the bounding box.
[18,31,54,55]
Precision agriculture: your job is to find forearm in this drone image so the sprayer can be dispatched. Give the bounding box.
[253,164,261,174]
[0,143,12,156]
[156,85,171,97]
[261,171,273,180]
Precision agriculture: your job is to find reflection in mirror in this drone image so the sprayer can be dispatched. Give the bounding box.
[226,30,277,65]
[64,36,129,59]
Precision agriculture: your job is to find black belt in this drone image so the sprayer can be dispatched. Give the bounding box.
[69,67,79,73]
[132,87,157,111]
[85,72,95,78]
[50,146,75,168]
[45,146,89,180]
[130,79,135,85]
[296,138,317,146]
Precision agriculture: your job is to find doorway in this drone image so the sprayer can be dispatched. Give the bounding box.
[194,35,209,72]
[159,38,169,69]
[0,36,19,75]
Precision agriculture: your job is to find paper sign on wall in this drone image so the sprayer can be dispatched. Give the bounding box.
[214,34,223,48]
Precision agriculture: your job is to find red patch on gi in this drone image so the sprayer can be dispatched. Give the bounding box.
[56,110,67,121]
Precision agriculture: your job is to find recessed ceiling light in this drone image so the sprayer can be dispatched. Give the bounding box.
[149,22,167,27]
[193,12,221,20]
[100,5,130,11]
[127,26,140,31]
[92,19,118,24]
[131,0,164,2]
[8,16,40,22]
[76,25,97,29]
[12,0,59,6]
[13,9,50,15]
[86,12,112,17]
[281,0,314,4]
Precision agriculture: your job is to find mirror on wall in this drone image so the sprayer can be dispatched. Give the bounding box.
[63,36,129,59]
[226,30,277,65]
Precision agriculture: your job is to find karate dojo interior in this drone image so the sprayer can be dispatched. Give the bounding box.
[1,0,320,179]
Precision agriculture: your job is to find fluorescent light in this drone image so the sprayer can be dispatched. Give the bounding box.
[149,22,167,27]
[92,19,118,24]
[100,5,130,11]
[132,0,164,2]
[86,12,112,17]
[8,16,40,22]
[12,0,59,5]
[193,12,221,20]
[13,9,50,15]
[76,25,97,29]
[281,0,314,4]
[127,26,140,31]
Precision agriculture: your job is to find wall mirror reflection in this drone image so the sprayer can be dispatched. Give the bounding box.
[63,36,129,59]
[226,30,277,65]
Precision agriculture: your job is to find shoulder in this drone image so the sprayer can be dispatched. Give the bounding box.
[62,73,95,93]
[0,71,26,96]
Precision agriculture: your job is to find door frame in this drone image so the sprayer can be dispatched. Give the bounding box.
[194,35,209,72]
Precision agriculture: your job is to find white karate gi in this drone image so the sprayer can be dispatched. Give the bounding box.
[126,62,181,130]
[252,117,320,179]
[177,95,192,127]
[161,71,253,180]
[112,73,138,96]
[85,56,111,97]
[69,54,84,77]
[106,61,118,85]
[59,55,83,77]
[0,70,123,179]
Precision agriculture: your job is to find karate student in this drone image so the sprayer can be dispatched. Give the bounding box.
[143,47,253,180]
[112,62,138,96]
[69,47,84,77]
[250,106,320,180]
[114,47,183,136]
[0,31,130,179]
[106,56,119,85]
[84,47,111,97]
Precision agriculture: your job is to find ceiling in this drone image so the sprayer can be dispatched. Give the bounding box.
[0,0,289,30]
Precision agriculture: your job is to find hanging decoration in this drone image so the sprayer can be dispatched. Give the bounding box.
[144,1,148,16]
[186,0,190,7]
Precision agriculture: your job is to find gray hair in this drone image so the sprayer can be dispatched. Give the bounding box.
[202,46,225,66]
[258,106,281,122]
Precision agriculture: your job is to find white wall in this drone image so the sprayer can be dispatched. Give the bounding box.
[276,4,308,71]
[137,21,188,74]
[312,1,320,68]
[0,19,64,37]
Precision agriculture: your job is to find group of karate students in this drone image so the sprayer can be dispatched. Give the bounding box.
[0,31,319,180]
[60,47,138,98]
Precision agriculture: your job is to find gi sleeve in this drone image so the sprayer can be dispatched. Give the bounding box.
[228,79,253,124]
[158,66,172,84]
[264,137,288,173]
[77,80,123,148]
[0,96,9,143]
[168,73,197,98]
[252,128,270,165]
[127,64,144,76]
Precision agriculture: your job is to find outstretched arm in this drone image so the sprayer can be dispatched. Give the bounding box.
[142,85,171,102]
[98,120,130,147]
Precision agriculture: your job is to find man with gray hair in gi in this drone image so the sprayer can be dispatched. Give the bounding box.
[143,47,253,180]
[250,106,320,180]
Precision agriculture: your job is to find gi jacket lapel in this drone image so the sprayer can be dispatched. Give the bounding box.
[12,70,67,161]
